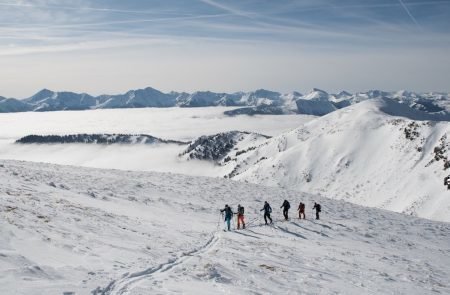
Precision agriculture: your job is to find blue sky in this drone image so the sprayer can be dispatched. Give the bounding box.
[1,0,449,97]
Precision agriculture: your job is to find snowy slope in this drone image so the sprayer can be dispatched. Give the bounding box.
[225,98,450,222]
[180,131,270,162]
[0,160,449,295]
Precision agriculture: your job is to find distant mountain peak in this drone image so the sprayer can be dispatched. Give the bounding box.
[26,88,56,104]
[337,90,351,97]
[251,89,281,96]
[310,88,328,93]
[302,88,330,101]
[32,88,55,97]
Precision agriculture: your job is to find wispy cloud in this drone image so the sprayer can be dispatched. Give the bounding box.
[0,37,178,56]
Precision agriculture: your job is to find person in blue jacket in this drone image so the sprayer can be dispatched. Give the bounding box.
[220,204,234,231]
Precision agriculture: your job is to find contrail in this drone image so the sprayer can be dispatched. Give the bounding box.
[198,0,255,18]
[398,0,421,29]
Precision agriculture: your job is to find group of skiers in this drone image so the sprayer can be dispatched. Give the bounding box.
[220,200,322,231]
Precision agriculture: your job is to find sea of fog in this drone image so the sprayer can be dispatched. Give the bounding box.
[0,107,314,176]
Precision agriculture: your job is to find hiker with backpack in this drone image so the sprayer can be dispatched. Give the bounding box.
[260,201,273,225]
[235,204,246,229]
[280,200,290,221]
[298,202,306,219]
[220,204,234,231]
[313,202,321,220]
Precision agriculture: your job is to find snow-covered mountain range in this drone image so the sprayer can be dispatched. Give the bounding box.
[1,160,449,294]
[1,87,449,117]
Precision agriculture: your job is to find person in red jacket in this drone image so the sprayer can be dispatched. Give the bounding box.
[298,202,306,219]
[236,204,246,229]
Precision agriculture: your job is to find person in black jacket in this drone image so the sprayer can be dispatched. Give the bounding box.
[280,200,290,221]
[313,202,321,220]
[260,201,273,225]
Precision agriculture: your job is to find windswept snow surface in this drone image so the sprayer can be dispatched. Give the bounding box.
[229,98,450,222]
[0,160,449,294]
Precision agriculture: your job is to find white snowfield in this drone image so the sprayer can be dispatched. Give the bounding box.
[1,160,449,295]
[227,98,450,222]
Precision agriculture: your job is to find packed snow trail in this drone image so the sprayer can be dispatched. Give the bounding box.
[0,160,449,294]
[102,232,220,295]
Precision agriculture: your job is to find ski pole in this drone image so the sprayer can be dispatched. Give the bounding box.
[220,211,225,230]
[217,212,222,230]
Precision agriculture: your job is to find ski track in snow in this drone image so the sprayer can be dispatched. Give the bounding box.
[103,232,220,295]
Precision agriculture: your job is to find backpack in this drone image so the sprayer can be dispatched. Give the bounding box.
[238,206,245,215]
[286,201,290,209]
[317,204,321,212]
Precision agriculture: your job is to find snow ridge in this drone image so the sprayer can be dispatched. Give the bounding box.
[180,131,270,162]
